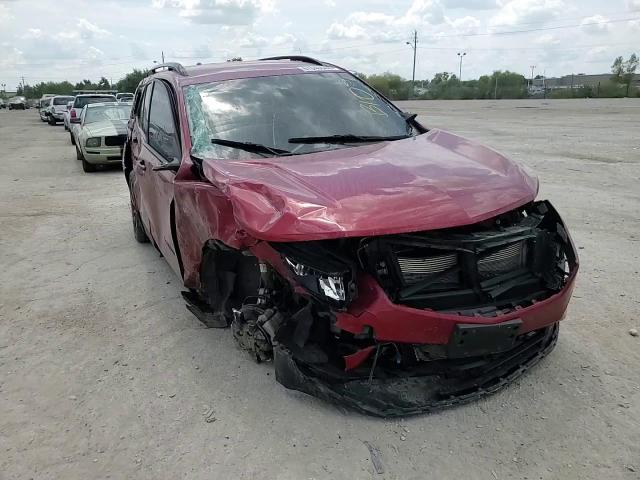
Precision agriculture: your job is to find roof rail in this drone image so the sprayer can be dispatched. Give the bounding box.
[150,62,188,76]
[259,55,324,66]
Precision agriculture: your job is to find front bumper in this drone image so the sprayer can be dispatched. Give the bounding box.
[256,200,578,415]
[275,323,559,417]
[83,146,123,165]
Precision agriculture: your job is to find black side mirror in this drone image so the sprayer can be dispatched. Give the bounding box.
[153,158,180,172]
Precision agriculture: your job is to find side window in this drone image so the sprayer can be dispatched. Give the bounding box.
[140,83,153,135]
[132,87,144,117]
[148,81,180,161]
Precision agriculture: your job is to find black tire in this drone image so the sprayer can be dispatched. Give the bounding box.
[70,132,76,146]
[48,117,56,125]
[129,175,149,243]
[75,145,83,161]
[81,158,96,173]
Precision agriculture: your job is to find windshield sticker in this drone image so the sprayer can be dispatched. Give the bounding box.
[298,65,341,72]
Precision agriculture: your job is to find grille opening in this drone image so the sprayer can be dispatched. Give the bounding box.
[105,135,127,147]
[360,202,574,316]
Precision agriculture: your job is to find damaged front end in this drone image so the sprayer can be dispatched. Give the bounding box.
[218,200,577,416]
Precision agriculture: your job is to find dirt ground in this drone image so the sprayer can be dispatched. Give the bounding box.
[1,99,639,480]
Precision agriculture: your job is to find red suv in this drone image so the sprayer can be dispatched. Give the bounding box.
[124,57,578,416]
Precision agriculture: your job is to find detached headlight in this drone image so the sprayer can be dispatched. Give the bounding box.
[86,137,101,147]
[285,258,347,302]
[277,243,356,307]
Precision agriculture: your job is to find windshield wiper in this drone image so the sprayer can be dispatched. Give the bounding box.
[288,134,411,144]
[211,138,291,156]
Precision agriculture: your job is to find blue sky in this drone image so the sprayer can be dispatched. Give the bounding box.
[0,0,638,90]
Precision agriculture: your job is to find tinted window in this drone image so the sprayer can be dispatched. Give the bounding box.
[74,96,116,108]
[148,82,180,160]
[54,96,74,105]
[85,105,132,124]
[140,84,153,134]
[185,72,411,158]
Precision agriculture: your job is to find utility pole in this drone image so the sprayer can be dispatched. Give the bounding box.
[529,65,535,90]
[457,52,467,82]
[406,30,417,99]
[543,69,546,99]
[494,75,498,99]
[161,50,165,63]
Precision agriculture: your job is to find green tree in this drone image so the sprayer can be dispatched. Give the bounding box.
[611,54,638,96]
[97,77,111,89]
[115,69,148,93]
[365,72,411,100]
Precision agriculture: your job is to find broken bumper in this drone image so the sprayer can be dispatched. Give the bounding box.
[275,323,559,417]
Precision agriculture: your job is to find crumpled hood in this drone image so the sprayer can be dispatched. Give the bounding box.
[201,129,538,241]
[84,120,127,137]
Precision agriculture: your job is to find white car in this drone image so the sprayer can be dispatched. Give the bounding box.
[73,102,131,172]
[45,95,75,125]
[63,100,75,131]
[69,94,117,144]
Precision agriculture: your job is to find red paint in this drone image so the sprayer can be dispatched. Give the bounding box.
[344,346,376,371]
[334,271,577,344]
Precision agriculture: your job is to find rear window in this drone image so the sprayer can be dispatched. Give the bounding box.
[74,96,116,108]
[54,96,74,105]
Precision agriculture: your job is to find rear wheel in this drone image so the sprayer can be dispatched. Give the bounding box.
[128,172,149,243]
[70,132,76,146]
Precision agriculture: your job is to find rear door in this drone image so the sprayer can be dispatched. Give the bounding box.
[134,80,182,276]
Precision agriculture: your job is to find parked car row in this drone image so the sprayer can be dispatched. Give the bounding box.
[35,92,133,173]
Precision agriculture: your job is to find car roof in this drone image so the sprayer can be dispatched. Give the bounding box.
[84,102,125,108]
[148,58,346,87]
[75,93,116,98]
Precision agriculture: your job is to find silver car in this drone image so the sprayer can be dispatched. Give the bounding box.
[46,95,75,125]
[74,102,131,172]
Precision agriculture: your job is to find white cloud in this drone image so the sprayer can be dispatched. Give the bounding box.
[491,0,564,27]
[327,22,368,40]
[327,0,444,42]
[580,14,612,34]
[442,0,497,8]
[626,0,640,10]
[153,0,275,25]
[22,28,44,39]
[0,3,14,24]
[0,43,23,69]
[445,15,481,34]
[534,33,560,46]
[239,32,269,48]
[272,33,297,46]
[77,19,111,40]
[324,0,336,6]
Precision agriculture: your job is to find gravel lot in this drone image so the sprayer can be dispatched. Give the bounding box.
[1,99,639,480]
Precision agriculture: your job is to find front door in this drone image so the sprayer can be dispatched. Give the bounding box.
[136,80,183,277]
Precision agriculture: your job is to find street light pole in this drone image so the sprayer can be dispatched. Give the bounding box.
[457,52,466,82]
[406,30,417,98]
[529,65,536,90]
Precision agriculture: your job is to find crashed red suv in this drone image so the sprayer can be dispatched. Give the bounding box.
[124,57,578,417]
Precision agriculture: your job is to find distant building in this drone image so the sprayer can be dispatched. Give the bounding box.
[532,73,639,90]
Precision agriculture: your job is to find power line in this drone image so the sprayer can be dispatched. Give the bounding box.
[435,16,640,38]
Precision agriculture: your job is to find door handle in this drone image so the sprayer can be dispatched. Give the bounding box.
[132,137,139,144]
[138,159,146,171]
